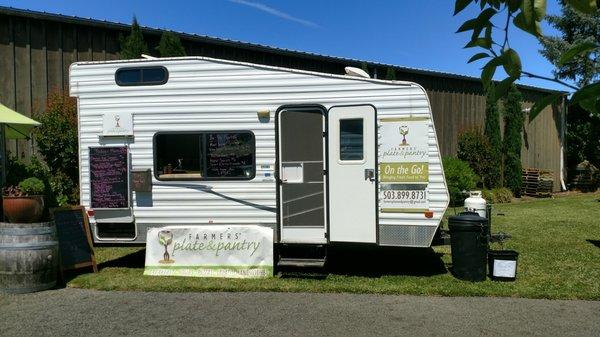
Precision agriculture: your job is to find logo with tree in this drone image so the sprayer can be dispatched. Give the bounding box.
[399,125,409,146]
[158,230,175,264]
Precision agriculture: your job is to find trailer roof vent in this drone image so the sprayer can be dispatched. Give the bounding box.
[344,66,370,79]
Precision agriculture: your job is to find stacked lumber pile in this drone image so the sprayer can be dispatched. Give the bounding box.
[570,161,598,192]
[522,168,554,197]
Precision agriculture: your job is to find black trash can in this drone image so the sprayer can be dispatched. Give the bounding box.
[448,213,489,281]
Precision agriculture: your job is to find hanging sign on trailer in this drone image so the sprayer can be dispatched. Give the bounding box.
[379,117,430,213]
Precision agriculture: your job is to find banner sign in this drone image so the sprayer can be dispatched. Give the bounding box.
[144,225,273,278]
[379,117,430,213]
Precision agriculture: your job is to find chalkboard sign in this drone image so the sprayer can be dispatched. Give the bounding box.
[206,132,254,178]
[90,146,129,208]
[51,206,97,273]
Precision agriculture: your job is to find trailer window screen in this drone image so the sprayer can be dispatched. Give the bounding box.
[339,119,364,160]
[116,67,168,86]
[154,131,255,180]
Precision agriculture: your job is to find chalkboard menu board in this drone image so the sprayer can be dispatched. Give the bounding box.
[52,206,97,272]
[90,146,129,208]
[206,132,254,178]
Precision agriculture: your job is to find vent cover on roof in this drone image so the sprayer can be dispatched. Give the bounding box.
[344,66,370,79]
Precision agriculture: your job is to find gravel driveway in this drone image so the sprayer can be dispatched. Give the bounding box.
[1,288,599,337]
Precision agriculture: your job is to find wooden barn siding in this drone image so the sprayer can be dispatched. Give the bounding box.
[0,13,563,191]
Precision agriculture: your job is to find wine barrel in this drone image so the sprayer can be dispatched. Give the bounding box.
[0,221,59,293]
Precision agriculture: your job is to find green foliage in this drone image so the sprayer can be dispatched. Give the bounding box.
[454,0,600,119]
[34,92,78,183]
[482,187,513,203]
[565,105,600,170]
[529,93,563,121]
[156,31,186,57]
[503,85,525,196]
[32,92,80,206]
[6,156,73,206]
[6,155,47,187]
[564,0,598,14]
[443,156,480,206]
[483,88,503,187]
[457,129,494,188]
[537,0,600,174]
[119,16,148,59]
[539,0,599,87]
[360,62,369,75]
[18,177,45,196]
[385,67,396,80]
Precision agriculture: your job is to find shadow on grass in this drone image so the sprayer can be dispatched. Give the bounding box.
[57,249,146,287]
[587,239,600,249]
[325,244,447,278]
[63,244,447,282]
[98,249,147,270]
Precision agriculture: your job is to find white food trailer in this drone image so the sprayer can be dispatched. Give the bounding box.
[70,56,449,266]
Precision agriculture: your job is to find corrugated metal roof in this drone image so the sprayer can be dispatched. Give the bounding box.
[0,5,566,94]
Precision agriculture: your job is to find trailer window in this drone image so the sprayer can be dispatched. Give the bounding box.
[154,131,255,180]
[339,119,364,161]
[116,66,168,86]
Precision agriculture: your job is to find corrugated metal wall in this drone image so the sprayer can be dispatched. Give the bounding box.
[0,10,563,191]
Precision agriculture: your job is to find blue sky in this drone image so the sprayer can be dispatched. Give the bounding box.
[1,0,570,91]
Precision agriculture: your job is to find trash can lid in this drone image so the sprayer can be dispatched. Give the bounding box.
[448,213,487,230]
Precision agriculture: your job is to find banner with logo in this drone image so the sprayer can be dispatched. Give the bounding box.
[379,117,430,213]
[144,225,273,278]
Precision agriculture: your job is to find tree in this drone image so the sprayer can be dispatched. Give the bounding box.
[457,129,494,188]
[156,31,186,57]
[483,88,503,187]
[32,92,80,205]
[539,1,599,87]
[360,62,370,76]
[454,0,599,120]
[539,0,600,170]
[385,67,397,80]
[119,16,148,59]
[503,85,524,196]
[566,105,600,170]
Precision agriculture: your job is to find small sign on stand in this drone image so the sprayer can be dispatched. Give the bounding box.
[51,206,98,276]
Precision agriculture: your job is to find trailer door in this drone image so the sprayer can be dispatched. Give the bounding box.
[277,106,327,244]
[328,105,377,243]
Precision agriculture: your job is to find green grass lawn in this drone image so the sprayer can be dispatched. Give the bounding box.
[68,193,600,299]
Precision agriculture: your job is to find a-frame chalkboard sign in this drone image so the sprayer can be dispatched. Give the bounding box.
[51,206,98,273]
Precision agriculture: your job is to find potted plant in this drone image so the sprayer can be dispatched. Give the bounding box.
[2,177,46,223]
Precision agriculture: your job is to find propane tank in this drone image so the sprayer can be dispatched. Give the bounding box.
[464,191,487,218]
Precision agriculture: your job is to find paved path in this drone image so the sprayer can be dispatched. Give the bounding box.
[1,288,599,337]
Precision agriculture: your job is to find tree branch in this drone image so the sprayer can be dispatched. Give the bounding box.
[521,71,580,90]
[502,10,512,50]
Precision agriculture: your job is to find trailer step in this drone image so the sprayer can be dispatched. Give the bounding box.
[277,258,326,268]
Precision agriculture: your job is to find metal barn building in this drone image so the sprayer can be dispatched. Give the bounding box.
[0,6,566,191]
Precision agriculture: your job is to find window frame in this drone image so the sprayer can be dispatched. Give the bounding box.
[115,66,169,86]
[338,118,365,163]
[152,130,256,181]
